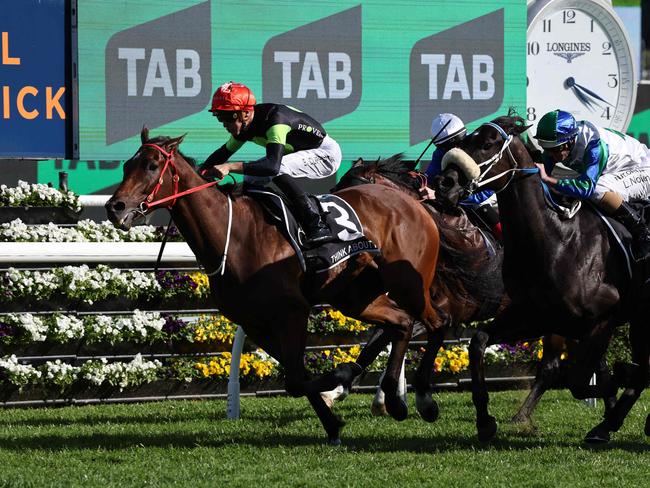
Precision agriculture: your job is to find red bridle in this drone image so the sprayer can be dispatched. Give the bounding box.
[139,143,220,211]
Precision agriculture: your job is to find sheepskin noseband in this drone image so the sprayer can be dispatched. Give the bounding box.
[441,148,480,181]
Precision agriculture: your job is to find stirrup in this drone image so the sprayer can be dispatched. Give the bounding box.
[304,227,335,246]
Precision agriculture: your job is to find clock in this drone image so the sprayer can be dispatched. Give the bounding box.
[526,0,637,146]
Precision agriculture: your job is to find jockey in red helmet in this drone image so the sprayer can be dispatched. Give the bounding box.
[201,82,342,247]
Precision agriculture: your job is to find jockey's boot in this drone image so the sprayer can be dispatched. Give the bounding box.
[612,201,650,261]
[293,193,334,247]
[273,174,334,247]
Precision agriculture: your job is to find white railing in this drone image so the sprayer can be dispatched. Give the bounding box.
[0,242,196,264]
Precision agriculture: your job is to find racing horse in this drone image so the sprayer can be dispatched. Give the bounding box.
[332,153,614,426]
[330,155,506,421]
[433,114,648,443]
[105,128,442,445]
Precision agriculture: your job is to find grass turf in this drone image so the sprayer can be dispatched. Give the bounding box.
[0,390,647,487]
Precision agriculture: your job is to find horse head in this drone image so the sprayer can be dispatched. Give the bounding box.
[106,127,187,229]
[434,115,534,206]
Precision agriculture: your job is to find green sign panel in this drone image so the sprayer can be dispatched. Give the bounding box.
[40,0,527,194]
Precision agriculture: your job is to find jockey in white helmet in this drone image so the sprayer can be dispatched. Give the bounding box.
[425,113,501,240]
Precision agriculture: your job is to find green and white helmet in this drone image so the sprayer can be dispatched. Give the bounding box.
[534,110,579,148]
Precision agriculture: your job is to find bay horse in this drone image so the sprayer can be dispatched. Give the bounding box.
[332,154,614,426]
[330,155,506,421]
[106,128,442,445]
[433,115,649,443]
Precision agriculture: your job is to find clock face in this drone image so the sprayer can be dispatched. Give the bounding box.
[527,0,636,143]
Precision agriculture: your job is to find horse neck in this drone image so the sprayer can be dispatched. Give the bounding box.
[497,171,567,252]
[166,163,253,278]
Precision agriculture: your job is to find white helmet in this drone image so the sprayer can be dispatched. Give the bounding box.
[430,113,466,146]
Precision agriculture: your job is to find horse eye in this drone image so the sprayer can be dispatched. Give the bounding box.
[148,163,158,171]
[482,143,492,151]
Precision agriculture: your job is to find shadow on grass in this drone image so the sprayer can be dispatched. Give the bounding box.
[0,427,647,454]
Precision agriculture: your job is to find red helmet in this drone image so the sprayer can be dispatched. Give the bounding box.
[209,82,256,112]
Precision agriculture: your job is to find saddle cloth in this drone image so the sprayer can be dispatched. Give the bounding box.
[246,189,380,273]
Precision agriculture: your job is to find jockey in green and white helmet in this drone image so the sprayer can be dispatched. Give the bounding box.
[535,109,650,260]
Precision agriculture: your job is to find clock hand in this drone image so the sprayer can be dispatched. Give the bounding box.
[571,85,596,110]
[565,77,614,107]
[566,78,596,110]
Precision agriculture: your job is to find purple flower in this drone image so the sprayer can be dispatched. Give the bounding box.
[162,315,187,334]
[0,322,15,337]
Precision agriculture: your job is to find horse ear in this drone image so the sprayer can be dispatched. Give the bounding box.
[141,126,149,144]
[353,158,364,167]
[167,133,187,150]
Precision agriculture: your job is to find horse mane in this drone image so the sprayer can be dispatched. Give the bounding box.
[371,153,422,193]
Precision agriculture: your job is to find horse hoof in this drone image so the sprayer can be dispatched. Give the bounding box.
[385,396,408,421]
[477,416,497,442]
[371,401,387,417]
[328,437,342,446]
[645,414,650,437]
[584,424,610,444]
[418,400,439,423]
[510,413,531,425]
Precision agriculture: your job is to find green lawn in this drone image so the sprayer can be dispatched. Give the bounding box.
[0,390,647,487]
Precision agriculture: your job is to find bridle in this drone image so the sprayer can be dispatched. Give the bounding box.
[135,142,232,277]
[138,143,220,213]
[465,122,537,195]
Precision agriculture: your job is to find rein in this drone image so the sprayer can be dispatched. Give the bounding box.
[138,142,232,277]
[139,143,220,212]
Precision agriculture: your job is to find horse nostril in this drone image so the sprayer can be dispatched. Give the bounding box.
[110,200,126,212]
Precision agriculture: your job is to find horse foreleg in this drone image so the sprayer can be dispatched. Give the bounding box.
[470,304,547,441]
[380,323,413,421]
[264,311,345,445]
[414,327,445,422]
[469,329,495,441]
[585,320,649,444]
[370,339,408,416]
[511,335,564,425]
[355,295,415,421]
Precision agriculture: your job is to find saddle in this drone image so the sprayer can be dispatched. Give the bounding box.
[245,187,380,273]
[546,194,650,285]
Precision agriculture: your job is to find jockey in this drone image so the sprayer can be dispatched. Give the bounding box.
[200,82,342,247]
[425,113,502,240]
[535,109,650,261]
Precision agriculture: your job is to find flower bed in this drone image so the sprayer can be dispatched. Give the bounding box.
[0,212,633,404]
[0,181,82,224]
[0,266,211,310]
[0,218,183,243]
[0,181,81,212]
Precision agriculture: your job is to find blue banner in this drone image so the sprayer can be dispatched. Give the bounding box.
[0,0,69,158]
